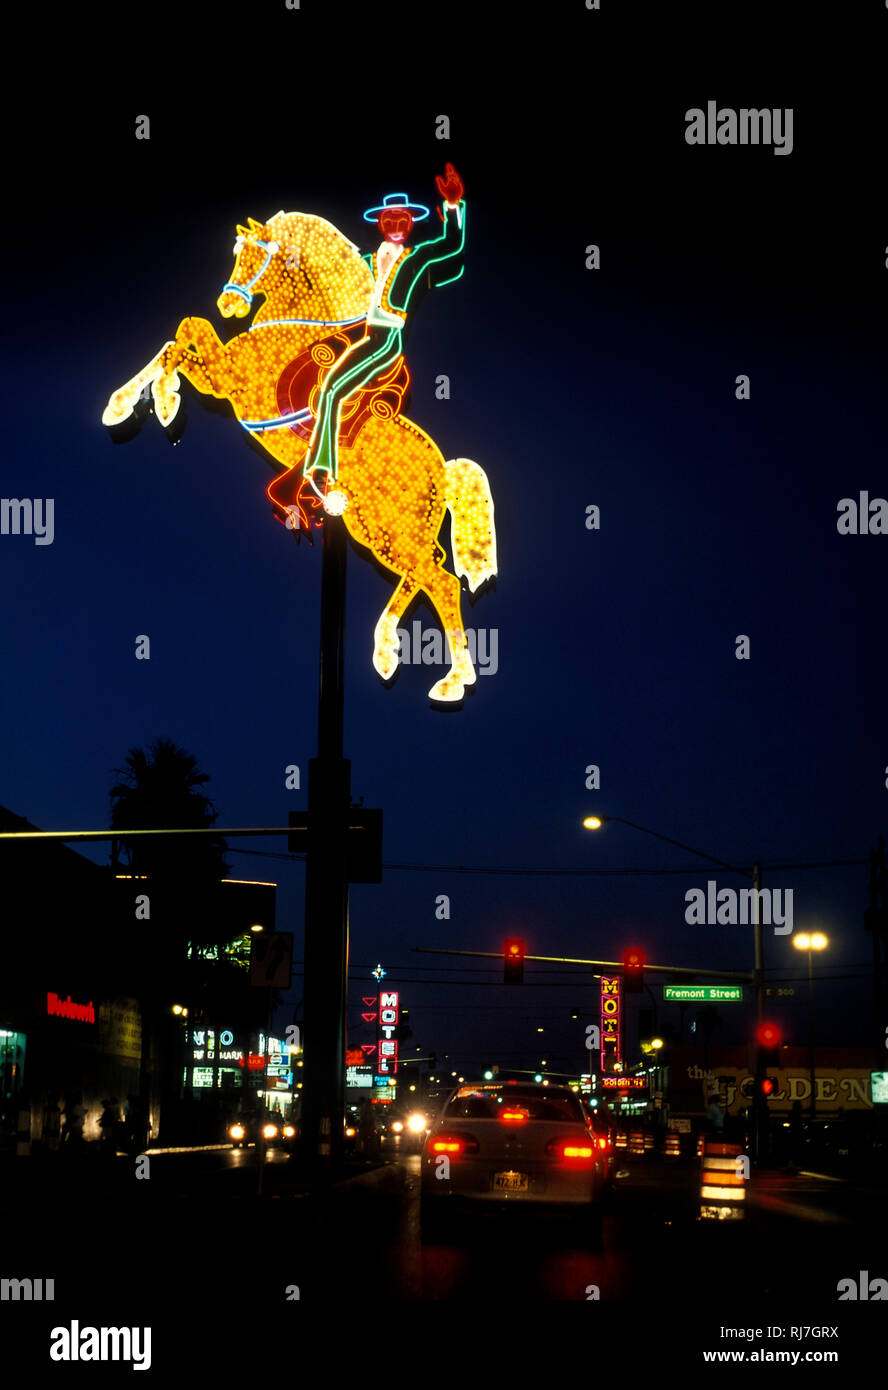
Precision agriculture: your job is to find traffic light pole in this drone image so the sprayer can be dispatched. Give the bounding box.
[413,947,753,981]
[590,820,768,1163]
[751,861,768,1164]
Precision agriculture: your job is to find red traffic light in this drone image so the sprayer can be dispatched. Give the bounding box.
[756,1022,782,1049]
[503,938,525,985]
[761,1078,774,1096]
[622,947,645,993]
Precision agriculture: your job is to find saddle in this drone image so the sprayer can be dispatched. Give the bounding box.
[267,325,411,531]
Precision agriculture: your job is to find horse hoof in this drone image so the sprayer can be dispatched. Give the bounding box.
[104,392,151,444]
[373,649,400,681]
[163,408,187,446]
[428,675,466,704]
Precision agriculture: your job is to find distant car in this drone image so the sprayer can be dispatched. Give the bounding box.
[227,1112,296,1150]
[378,1107,433,1154]
[421,1082,609,1243]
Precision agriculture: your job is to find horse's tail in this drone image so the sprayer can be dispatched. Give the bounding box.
[443,457,498,592]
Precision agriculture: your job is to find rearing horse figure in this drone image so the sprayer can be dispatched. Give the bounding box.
[102,210,497,703]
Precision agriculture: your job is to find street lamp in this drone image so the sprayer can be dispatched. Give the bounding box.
[793,931,828,1121]
[583,810,768,1158]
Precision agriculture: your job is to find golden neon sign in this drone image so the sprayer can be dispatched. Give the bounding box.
[102,197,497,705]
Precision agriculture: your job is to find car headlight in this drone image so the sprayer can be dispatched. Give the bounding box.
[230,1124,245,1141]
[262,1123,278,1140]
[391,1120,404,1133]
[345,1126,356,1138]
[283,1124,296,1138]
[407,1113,427,1134]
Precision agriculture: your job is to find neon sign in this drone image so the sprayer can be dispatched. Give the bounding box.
[601,1076,646,1090]
[377,990,399,1076]
[101,173,497,706]
[47,993,95,1024]
[600,977,622,1073]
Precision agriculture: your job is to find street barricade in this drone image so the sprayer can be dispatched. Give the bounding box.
[699,1139,747,1221]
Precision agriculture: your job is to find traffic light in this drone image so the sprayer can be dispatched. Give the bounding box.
[756,1021,782,1065]
[760,1077,775,1098]
[622,947,645,994]
[503,938,525,985]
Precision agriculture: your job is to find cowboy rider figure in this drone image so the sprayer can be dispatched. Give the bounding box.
[302,163,466,507]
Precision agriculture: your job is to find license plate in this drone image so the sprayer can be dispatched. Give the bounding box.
[493,1170,529,1193]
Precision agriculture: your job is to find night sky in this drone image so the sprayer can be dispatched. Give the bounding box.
[2,3,886,1077]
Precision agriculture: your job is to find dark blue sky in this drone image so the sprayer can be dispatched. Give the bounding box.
[2,5,885,1074]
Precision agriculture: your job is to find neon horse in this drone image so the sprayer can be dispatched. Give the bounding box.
[102,212,497,703]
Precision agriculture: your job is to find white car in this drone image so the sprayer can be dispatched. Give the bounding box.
[421,1082,609,1242]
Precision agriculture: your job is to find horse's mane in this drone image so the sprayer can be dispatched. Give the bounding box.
[249,211,373,322]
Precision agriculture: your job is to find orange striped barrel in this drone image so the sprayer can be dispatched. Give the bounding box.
[699,1139,747,1221]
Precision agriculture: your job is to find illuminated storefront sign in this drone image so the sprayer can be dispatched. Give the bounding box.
[346,1065,373,1088]
[46,993,95,1024]
[600,977,622,1073]
[377,990,399,1076]
[684,1065,877,1113]
[601,1076,647,1091]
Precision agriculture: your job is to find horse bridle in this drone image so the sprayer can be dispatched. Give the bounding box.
[221,236,281,306]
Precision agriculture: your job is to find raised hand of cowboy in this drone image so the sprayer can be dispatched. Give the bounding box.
[435,163,464,207]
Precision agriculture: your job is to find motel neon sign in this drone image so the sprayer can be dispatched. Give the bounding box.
[600,976,622,1073]
[377,990,399,1076]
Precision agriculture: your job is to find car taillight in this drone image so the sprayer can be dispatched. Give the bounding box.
[546,1139,595,1161]
[429,1133,479,1156]
[500,1108,529,1124]
[597,1137,608,1150]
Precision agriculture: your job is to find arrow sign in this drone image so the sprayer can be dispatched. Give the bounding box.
[360,1044,376,1055]
[361,1012,377,1023]
[362,996,377,1007]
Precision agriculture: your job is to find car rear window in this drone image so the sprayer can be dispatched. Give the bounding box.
[444,1088,586,1123]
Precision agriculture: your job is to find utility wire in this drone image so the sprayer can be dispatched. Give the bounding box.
[231,846,869,876]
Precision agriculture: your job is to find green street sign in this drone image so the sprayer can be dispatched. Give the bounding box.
[663,985,743,1002]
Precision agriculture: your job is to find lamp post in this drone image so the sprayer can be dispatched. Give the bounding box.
[792,932,828,1121]
[583,813,766,1157]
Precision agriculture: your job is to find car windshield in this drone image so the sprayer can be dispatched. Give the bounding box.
[444,1087,586,1123]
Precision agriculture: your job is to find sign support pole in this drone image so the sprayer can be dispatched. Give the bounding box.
[299,514,350,1181]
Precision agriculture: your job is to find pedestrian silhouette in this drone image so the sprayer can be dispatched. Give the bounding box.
[62,1095,86,1151]
[98,1097,120,1157]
